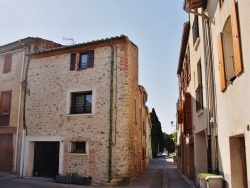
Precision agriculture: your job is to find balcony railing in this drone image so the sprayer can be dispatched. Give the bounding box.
[186,0,207,10]
[195,84,203,112]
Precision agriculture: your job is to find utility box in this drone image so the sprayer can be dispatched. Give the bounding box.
[205,175,223,188]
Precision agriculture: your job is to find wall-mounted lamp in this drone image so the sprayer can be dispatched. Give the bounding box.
[171,121,174,127]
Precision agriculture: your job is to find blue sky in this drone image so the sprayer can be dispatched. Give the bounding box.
[0,0,188,134]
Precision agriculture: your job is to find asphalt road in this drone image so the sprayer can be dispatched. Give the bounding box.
[0,156,193,188]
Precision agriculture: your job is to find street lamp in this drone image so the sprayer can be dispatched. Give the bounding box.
[170,121,174,127]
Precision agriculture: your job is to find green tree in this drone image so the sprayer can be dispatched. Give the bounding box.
[163,132,176,154]
[150,108,164,157]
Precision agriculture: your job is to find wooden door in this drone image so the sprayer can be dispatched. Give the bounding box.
[0,134,13,172]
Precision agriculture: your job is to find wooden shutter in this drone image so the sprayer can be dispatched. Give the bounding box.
[75,53,80,69]
[3,54,12,73]
[177,108,183,124]
[231,1,243,75]
[217,33,226,92]
[87,50,94,68]
[0,91,12,114]
[184,92,192,134]
[70,53,76,70]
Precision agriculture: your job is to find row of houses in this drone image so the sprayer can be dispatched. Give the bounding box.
[0,35,152,186]
[176,0,250,187]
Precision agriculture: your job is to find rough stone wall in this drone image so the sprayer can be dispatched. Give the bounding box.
[110,40,142,184]
[26,38,142,184]
[27,46,112,182]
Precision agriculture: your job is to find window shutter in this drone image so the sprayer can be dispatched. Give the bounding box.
[184,92,192,134]
[70,94,76,114]
[70,53,76,70]
[217,33,226,92]
[76,53,80,69]
[88,50,94,68]
[3,54,12,73]
[231,1,243,75]
[177,108,183,124]
[0,91,12,114]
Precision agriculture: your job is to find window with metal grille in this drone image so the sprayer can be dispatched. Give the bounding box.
[71,91,92,114]
[69,142,86,153]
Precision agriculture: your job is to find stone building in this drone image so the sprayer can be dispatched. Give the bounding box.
[23,35,151,185]
[0,38,61,174]
[178,0,250,187]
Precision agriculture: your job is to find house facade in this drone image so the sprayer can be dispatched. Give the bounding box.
[22,35,151,185]
[176,21,196,182]
[0,38,61,174]
[178,0,250,187]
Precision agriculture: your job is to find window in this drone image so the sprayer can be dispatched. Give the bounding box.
[71,91,92,114]
[219,0,224,8]
[217,1,243,92]
[184,92,192,135]
[192,14,199,46]
[0,91,12,126]
[134,99,137,123]
[142,121,146,135]
[70,50,94,70]
[69,141,86,153]
[180,44,191,93]
[196,61,203,112]
[3,54,12,73]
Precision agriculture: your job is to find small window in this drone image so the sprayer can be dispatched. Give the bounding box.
[3,54,12,73]
[69,141,86,153]
[80,53,88,69]
[71,91,92,114]
[216,1,243,91]
[0,91,12,126]
[70,50,94,70]
[192,14,199,46]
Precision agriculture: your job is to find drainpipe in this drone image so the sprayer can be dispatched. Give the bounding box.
[205,19,219,174]
[108,40,115,182]
[201,17,212,173]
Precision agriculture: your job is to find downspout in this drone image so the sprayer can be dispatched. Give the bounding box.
[108,40,114,182]
[205,19,219,174]
[19,43,31,177]
[202,17,212,173]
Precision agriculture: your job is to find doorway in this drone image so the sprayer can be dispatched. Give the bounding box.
[0,134,13,172]
[33,142,59,178]
[229,136,248,188]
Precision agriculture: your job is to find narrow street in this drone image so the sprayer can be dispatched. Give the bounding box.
[0,156,193,188]
[130,155,193,188]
